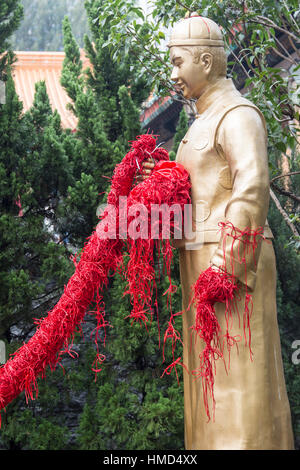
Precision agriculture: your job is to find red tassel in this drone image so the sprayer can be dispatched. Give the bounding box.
[189,267,239,421]
[189,222,266,421]
[161,357,189,385]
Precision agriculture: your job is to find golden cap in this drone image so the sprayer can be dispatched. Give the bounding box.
[168,12,224,48]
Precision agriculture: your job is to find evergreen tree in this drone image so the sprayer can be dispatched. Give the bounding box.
[0,0,23,53]
[0,75,76,448]
[0,0,77,449]
[59,10,150,243]
[59,0,186,450]
[0,0,23,78]
[169,108,188,161]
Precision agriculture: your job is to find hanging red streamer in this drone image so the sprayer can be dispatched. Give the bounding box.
[0,134,191,424]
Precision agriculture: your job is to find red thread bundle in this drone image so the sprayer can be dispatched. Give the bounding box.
[189,267,239,421]
[189,222,266,421]
[124,160,190,379]
[0,134,191,424]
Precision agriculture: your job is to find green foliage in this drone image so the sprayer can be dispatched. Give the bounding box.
[118,85,142,145]
[59,6,153,244]
[0,26,80,449]
[0,7,76,451]
[169,108,188,160]
[92,0,173,98]
[0,71,75,341]
[1,409,69,450]
[268,196,300,447]
[81,378,184,450]
[0,0,23,101]
[0,0,23,53]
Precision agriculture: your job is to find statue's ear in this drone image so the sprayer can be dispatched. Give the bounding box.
[200,52,213,73]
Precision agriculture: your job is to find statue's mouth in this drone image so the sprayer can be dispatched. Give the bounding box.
[174,83,184,94]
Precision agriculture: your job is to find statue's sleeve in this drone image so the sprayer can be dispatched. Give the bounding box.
[210,106,270,291]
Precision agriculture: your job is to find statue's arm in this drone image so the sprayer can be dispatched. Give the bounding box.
[210,106,270,290]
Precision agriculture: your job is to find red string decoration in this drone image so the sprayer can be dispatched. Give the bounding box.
[0,134,191,425]
[124,159,190,331]
[0,132,266,426]
[189,222,266,421]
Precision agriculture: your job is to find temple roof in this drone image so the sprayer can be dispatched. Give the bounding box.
[12,51,89,130]
[140,91,182,150]
[140,93,174,127]
[11,50,180,141]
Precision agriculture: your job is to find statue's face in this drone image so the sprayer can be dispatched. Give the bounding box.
[170,46,210,100]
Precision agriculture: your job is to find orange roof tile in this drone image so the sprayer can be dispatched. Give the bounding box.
[12,50,90,130]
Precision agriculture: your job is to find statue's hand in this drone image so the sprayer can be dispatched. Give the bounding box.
[136,158,156,183]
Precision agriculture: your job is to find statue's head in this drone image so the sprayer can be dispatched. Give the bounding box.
[168,13,227,99]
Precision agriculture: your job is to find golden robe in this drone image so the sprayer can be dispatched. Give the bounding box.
[175,78,294,450]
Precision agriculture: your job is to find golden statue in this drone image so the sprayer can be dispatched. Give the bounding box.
[142,13,294,450]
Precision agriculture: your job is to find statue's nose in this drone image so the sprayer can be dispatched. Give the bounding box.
[170,67,178,82]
